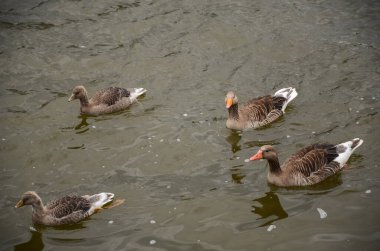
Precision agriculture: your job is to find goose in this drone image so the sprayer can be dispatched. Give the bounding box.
[249,138,363,187]
[225,87,297,130]
[15,191,114,226]
[68,85,147,115]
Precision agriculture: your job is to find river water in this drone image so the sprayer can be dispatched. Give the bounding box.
[0,0,379,250]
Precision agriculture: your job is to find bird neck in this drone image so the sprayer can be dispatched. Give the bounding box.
[32,198,45,214]
[228,103,239,120]
[79,93,90,107]
[267,157,282,174]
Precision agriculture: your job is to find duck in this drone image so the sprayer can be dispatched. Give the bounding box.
[68,85,147,115]
[15,191,114,226]
[249,138,363,187]
[225,87,298,130]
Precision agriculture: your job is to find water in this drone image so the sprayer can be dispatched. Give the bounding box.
[1,0,379,250]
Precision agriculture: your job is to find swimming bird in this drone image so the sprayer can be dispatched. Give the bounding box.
[15,191,114,226]
[249,138,363,187]
[68,85,147,115]
[225,87,297,130]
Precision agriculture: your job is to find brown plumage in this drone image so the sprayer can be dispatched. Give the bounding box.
[225,87,297,130]
[68,85,147,115]
[249,138,363,187]
[15,191,114,226]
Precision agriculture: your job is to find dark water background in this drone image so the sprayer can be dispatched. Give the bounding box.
[0,0,379,250]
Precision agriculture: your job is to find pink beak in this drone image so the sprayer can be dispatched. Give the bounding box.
[249,150,263,161]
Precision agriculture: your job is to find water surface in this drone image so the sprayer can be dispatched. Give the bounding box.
[0,0,379,250]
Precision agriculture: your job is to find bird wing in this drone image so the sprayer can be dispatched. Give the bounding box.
[91,87,130,106]
[243,96,273,120]
[301,161,341,185]
[240,95,285,122]
[46,195,91,219]
[283,144,338,177]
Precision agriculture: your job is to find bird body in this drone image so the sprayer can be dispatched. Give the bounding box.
[15,191,114,226]
[225,87,297,130]
[69,85,146,115]
[249,138,363,186]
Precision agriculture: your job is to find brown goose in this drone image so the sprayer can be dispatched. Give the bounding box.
[15,191,114,226]
[68,85,147,115]
[249,138,363,187]
[225,87,297,130]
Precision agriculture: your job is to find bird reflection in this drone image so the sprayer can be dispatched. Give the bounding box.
[14,222,86,251]
[251,191,288,227]
[230,165,246,184]
[225,131,241,153]
[14,230,44,251]
[74,116,89,134]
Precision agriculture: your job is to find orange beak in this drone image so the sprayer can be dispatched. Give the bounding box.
[250,150,263,161]
[226,98,233,109]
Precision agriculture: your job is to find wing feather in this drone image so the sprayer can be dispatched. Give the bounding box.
[46,195,90,219]
[91,87,130,106]
[239,95,286,122]
[282,144,340,185]
[301,161,341,185]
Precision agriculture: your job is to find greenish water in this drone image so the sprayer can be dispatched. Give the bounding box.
[0,0,379,250]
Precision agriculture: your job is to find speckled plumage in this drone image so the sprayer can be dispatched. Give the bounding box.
[91,87,131,106]
[69,85,146,115]
[15,191,114,226]
[249,138,363,187]
[225,87,297,130]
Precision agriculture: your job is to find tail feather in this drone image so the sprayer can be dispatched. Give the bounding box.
[129,87,147,100]
[273,87,298,112]
[351,138,363,150]
[88,192,115,209]
[333,138,363,167]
